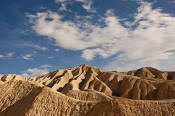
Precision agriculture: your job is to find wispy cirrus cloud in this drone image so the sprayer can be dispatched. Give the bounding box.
[48,56,54,59]
[19,43,47,51]
[22,54,34,60]
[0,52,14,59]
[28,1,175,71]
[22,52,36,60]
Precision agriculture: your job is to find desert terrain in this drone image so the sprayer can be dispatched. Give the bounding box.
[0,64,175,116]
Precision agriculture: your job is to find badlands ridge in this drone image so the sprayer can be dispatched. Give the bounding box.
[0,64,175,116]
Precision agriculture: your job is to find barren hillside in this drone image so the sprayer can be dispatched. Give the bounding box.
[0,64,175,116]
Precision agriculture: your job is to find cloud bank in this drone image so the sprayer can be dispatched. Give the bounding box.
[28,2,175,71]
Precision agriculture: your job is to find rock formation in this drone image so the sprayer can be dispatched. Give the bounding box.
[0,64,175,116]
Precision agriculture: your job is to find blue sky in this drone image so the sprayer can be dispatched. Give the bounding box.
[1,0,175,76]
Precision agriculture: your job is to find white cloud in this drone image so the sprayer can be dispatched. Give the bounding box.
[29,1,175,71]
[0,52,14,59]
[22,65,51,77]
[6,52,14,57]
[22,54,33,60]
[22,52,36,60]
[104,2,175,71]
[75,0,96,12]
[54,0,95,12]
[0,54,5,58]
[48,56,54,59]
[21,43,47,51]
[40,64,52,69]
[55,48,59,52]
[54,0,70,11]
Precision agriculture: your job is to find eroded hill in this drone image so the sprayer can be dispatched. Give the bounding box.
[0,64,175,116]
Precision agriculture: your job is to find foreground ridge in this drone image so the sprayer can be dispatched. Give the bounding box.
[0,64,175,116]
